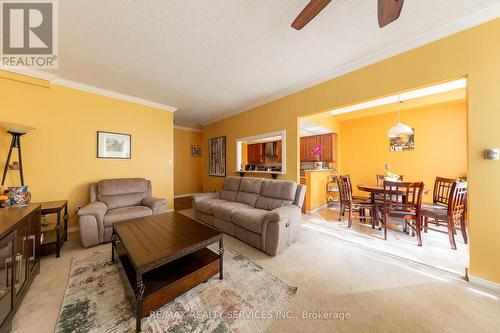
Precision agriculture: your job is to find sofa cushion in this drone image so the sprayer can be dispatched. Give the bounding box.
[223,177,242,191]
[212,202,252,221]
[220,177,242,202]
[255,197,293,211]
[232,208,270,234]
[235,178,263,207]
[103,206,152,227]
[255,179,297,211]
[261,179,297,201]
[97,178,149,210]
[196,199,227,215]
[221,190,238,202]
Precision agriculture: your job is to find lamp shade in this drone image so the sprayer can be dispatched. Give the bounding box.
[0,122,35,134]
[387,122,414,138]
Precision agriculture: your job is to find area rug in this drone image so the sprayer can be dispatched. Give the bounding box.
[55,244,297,333]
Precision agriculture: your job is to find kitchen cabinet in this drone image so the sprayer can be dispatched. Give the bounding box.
[247,143,265,164]
[300,133,337,162]
[0,204,41,331]
[277,140,282,162]
[304,135,318,162]
[300,138,306,162]
[319,134,336,162]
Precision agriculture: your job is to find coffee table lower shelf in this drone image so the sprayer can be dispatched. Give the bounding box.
[114,241,220,319]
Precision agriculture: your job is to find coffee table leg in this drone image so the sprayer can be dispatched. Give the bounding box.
[55,211,62,258]
[63,203,69,241]
[219,236,224,280]
[135,274,144,332]
[111,230,115,263]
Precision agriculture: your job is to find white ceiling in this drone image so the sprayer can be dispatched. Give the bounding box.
[300,119,333,137]
[47,0,500,127]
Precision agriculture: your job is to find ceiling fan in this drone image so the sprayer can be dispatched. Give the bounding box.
[291,0,405,30]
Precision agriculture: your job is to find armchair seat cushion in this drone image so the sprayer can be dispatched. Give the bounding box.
[212,202,252,221]
[196,199,228,215]
[232,208,270,234]
[104,206,152,227]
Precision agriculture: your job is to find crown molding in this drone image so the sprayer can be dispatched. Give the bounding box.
[174,125,202,133]
[0,68,178,112]
[202,4,500,126]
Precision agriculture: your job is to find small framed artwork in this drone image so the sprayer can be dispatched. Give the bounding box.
[209,136,226,177]
[192,145,202,157]
[390,131,415,152]
[97,131,131,159]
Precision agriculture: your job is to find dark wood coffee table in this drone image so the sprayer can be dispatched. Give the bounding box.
[111,211,224,332]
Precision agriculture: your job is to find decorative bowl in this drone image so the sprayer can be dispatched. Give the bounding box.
[7,186,31,207]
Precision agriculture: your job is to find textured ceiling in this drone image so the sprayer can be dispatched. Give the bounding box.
[49,0,500,127]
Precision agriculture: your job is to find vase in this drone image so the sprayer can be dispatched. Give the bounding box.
[7,186,31,207]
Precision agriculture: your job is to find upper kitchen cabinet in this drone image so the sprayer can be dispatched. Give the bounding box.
[319,133,336,162]
[300,133,336,162]
[247,143,265,164]
[277,140,282,162]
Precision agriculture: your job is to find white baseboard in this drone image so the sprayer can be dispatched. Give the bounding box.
[469,276,500,293]
[174,194,195,199]
[166,209,174,213]
[306,203,329,215]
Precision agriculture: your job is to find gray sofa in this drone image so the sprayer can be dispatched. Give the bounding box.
[192,177,306,256]
[78,178,167,248]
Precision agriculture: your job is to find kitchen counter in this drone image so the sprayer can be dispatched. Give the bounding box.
[303,169,335,213]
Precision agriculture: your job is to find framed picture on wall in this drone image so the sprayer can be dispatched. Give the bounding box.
[209,136,226,177]
[192,145,202,157]
[97,131,131,159]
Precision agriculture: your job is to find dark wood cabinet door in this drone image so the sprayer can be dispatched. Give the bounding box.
[319,134,333,162]
[0,233,14,326]
[247,144,255,163]
[305,136,318,161]
[300,138,306,162]
[14,220,28,296]
[256,144,265,163]
[27,209,40,277]
[277,141,282,162]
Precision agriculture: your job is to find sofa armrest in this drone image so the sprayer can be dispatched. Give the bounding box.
[78,201,107,220]
[192,192,220,203]
[143,197,167,214]
[266,205,301,223]
[263,205,301,256]
[78,201,107,246]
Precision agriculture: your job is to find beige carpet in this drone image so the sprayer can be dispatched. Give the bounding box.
[12,210,500,333]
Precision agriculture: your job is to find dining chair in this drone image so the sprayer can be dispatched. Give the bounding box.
[337,175,375,228]
[421,180,468,250]
[380,181,425,246]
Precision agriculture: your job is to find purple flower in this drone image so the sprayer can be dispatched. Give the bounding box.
[311,144,324,156]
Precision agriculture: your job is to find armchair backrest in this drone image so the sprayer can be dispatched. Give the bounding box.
[89,178,152,210]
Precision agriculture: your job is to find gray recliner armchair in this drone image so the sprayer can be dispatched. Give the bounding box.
[78,178,167,248]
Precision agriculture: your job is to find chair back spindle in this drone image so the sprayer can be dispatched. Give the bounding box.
[433,177,455,206]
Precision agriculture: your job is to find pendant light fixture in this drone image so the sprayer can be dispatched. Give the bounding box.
[387,97,413,138]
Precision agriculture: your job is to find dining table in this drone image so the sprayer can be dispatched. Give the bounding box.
[357,184,430,230]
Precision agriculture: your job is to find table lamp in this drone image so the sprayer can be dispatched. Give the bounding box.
[0,122,35,186]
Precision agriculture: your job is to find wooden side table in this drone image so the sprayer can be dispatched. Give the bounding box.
[37,200,69,258]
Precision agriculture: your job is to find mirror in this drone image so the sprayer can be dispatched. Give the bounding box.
[236,130,286,174]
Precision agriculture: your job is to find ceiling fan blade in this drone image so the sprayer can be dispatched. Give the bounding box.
[378,0,404,28]
[292,0,332,30]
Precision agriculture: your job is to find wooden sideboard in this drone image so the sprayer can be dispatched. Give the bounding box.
[0,204,41,332]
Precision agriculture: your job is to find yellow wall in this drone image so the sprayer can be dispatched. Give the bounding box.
[203,19,500,283]
[174,128,203,195]
[340,102,467,200]
[0,71,174,228]
[304,170,332,212]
